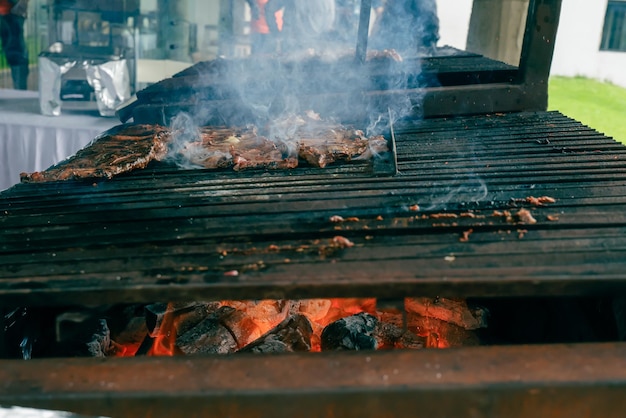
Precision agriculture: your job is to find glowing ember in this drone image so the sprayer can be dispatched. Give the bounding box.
[111,297,486,356]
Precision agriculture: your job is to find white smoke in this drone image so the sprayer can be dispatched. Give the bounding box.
[421,177,489,212]
[165,0,441,164]
[164,112,204,170]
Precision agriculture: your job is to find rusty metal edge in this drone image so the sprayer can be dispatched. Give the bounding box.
[1,342,626,418]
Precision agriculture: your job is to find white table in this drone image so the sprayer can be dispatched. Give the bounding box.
[0,89,119,191]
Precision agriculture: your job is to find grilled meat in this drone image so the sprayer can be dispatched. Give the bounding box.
[177,127,249,169]
[20,120,388,182]
[231,137,298,171]
[20,124,172,183]
[298,127,387,168]
[178,123,382,170]
[181,127,298,171]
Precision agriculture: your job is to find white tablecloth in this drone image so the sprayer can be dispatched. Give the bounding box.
[0,89,119,191]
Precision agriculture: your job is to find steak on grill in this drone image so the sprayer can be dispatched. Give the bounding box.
[20,124,172,183]
[181,123,385,170]
[20,120,388,182]
[298,128,387,168]
[179,126,298,171]
[231,137,299,171]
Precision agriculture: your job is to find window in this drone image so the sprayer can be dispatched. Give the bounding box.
[601,1,626,51]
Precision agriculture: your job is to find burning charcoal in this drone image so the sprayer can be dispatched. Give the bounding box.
[176,320,237,355]
[103,305,148,350]
[294,299,332,322]
[221,300,290,347]
[404,297,488,330]
[374,307,424,349]
[396,329,426,350]
[239,314,313,354]
[240,338,288,353]
[145,301,219,338]
[218,309,252,347]
[223,300,289,326]
[86,319,112,357]
[175,303,222,337]
[175,306,238,355]
[145,302,176,336]
[321,312,378,351]
[110,316,147,348]
[374,322,424,350]
[408,314,481,348]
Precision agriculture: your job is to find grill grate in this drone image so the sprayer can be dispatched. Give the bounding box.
[1,111,626,307]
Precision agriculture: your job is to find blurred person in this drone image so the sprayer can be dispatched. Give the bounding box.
[246,0,284,54]
[0,0,28,89]
[370,0,439,55]
[265,0,335,52]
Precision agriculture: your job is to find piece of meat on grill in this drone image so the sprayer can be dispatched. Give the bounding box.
[179,126,298,171]
[20,124,172,183]
[185,123,386,170]
[19,120,388,182]
[297,127,388,168]
[176,126,247,169]
[231,136,299,171]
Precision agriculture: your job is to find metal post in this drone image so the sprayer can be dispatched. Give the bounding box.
[355,0,372,64]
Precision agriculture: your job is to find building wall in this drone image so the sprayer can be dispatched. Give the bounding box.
[595,50,626,87]
[437,0,626,88]
[551,0,626,87]
[437,0,473,50]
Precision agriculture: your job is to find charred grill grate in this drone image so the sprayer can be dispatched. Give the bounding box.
[1,111,626,307]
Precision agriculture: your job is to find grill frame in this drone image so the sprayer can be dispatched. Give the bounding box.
[4,1,626,415]
[2,343,626,418]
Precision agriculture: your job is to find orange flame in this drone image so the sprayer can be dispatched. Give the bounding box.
[112,297,464,356]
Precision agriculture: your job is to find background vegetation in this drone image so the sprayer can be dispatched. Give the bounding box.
[548,76,626,145]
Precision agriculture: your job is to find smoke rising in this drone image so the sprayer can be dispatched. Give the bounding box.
[164,112,204,170]
[420,176,489,212]
[164,0,441,165]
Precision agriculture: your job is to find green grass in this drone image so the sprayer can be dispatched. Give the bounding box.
[548,76,626,144]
